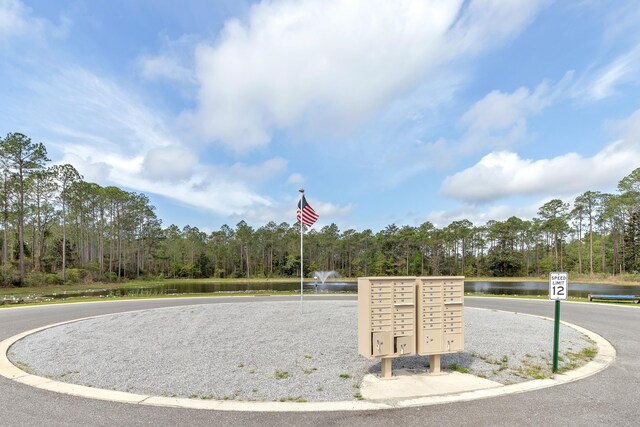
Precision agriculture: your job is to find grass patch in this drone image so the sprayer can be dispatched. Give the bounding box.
[58,370,79,378]
[275,370,290,380]
[448,363,469,374]
[304,354,312,359]
[353,392,364,400]
[580,347,598,358]
[14,360,36,375]
[557,346,598,374]
[339,373,351,379]
[512,359,549,380]
[279,396,307,403]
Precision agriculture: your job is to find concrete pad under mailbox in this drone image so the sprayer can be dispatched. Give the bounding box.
[361,370,502,401]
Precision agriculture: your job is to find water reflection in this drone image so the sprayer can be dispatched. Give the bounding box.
[466,281,640,298]
[42,281,357,300]
[9,280,640,302]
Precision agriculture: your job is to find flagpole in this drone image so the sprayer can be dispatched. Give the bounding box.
[299,188,304,314]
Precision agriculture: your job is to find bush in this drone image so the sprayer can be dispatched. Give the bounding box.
[0,268,21,287]
[25,272,64,287]
[102,272,119,282]
[64,268,86,283]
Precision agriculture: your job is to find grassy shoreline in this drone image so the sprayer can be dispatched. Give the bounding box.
[1,274,640,298]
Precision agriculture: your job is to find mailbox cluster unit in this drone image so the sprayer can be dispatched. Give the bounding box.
[416,277,464,355]
[358,276,464,368]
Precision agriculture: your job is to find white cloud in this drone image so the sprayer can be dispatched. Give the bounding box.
[287,173,304,185]
[380,73,571,189]
[0,0,68,42]
[137,35,198,85]
[138,55,194,83]
[182,0,548,152]
[53,151,110,183]
[15,67,292,218]
[441,108,640,202]
[0,0,36,38]
[56,139,282,217]
[237,195,353,226]
[425,201,544,228]
[462,85,550,134]
[459,72,572,153]
[142,146,198,182]
[313,200,354,219]
[210,157,288,187]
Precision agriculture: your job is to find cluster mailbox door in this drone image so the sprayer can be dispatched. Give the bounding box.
[358,276,464,361]
[358,277,416,359]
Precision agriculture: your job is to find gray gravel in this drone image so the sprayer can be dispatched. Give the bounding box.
[8,301,594,402]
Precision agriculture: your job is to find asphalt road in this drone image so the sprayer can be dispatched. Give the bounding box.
[0,296,638,426]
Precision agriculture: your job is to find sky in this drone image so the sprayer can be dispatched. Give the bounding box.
[1,0,639,233]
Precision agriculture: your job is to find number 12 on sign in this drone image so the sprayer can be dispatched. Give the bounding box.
[549,272,568,300]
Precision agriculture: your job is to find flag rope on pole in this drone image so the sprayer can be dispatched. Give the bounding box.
[299,189,304,314]
[297,189,319,314]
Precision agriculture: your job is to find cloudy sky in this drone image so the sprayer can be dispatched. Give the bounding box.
[1,0,639,232]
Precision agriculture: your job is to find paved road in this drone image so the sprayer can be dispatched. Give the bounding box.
[0,296,638,426]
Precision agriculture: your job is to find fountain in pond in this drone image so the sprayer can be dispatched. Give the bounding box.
[313,271,339,284]
[312,271,340,293]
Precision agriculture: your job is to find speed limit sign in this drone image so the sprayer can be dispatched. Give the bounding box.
[549,272,568,300]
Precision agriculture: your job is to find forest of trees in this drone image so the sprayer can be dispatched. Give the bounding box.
[1,132,639,287]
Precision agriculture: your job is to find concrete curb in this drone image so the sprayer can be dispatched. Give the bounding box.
[0,303,616,412]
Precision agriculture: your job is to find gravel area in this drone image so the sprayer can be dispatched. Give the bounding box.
[8,301,595,402]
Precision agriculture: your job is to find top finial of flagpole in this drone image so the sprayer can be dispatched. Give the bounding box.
[299,188,304,193]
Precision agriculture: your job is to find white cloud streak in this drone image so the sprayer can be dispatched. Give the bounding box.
[23,67,286,217]
[584,46,640,101]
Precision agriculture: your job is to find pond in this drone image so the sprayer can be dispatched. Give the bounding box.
[465,281,640,298]
[30,280,640,301]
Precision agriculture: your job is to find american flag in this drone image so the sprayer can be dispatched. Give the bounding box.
[297,195,319,227]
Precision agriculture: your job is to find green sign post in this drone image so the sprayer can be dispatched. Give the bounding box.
[549,272,568,373]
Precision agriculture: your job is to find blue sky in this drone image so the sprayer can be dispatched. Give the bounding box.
[1,0,639,233]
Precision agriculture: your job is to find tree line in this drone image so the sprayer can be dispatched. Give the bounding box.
[1,132,639,286]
